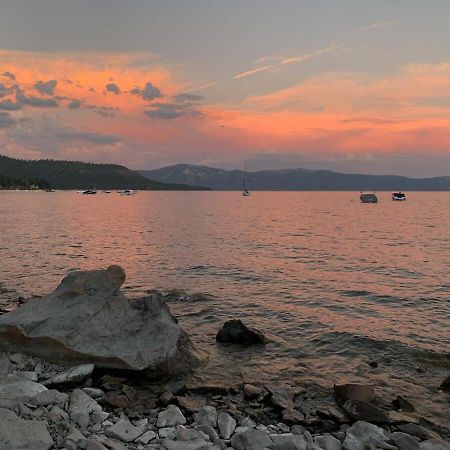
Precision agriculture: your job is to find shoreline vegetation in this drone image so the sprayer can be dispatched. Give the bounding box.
[0,266,449,450]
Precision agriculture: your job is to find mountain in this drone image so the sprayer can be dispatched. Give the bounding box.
[0,156,208,190]
[139,164,450,191]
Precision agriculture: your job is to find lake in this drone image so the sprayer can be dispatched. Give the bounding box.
[1,191,449,426]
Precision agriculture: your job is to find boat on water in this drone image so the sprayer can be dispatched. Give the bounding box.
[119,189,136,196]
[360,191,378,203]
[242,163,250,196]
[44,189,56,192]
[392,191,406,201]
[82,189,97,195]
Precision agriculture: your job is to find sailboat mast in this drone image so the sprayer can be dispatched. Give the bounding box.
[243,162,247,191]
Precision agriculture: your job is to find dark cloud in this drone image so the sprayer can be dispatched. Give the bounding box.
[173,93,203,103]
[93,110,114,117]
[106,83,121,94]
[0,83,8,97]
[0,112,15,128]
[0,100,22,111]
[144,103,189,120]
[131,82,162,101]
[2,71,16,80]
[16,90,58,108]
[55,129,121,144]
[65,79,73,84]
[68,99,82,109]
[34,79,58,95]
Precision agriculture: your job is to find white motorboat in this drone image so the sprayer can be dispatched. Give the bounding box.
[392,191,406,201]
[119,189,136,196]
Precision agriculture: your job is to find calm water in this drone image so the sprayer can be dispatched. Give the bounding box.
[1,191,449,425]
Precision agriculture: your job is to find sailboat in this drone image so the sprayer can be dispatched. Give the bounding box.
[242,163,250,196]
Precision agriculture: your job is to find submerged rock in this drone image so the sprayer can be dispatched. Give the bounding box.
[216,319,268,345]
[0,265,198,376]
[439,375,450,392]
[334,384,376,403]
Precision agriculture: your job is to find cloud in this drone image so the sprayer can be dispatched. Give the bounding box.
[34,79,58,95]
[173,93,203,103]
[130,81,162,101]
[0,112,15,128]
[358,21,397,32]
[0,100,22,111]
[233,64,274,80]
[186,82,218,93]
[2,71,16,80]
[0,83,8,97]
[106,82,121,94]
[16,90,58,107]
[55,129,121,144]
[68,99,82,109]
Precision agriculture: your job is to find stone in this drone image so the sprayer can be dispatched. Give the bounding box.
[104,391,130,408]
[397,424,436,440]
[315,435,342,450]
[231,430,272,450]
[341,400,389,423]
[33,389,69,406]
[105,417,143,442]
[86,441,109,450]
[195,405,218,427]
[159,427,177,439]
[216,319,267,345]
[157,405,187,427]
[439,375,450,392]
[392,395,415,412]
[342,421,390,450]
[164,438,213,450]
[19,371,39,381]
[197,424,220,443]
[218,411,236,439]
[82,387,105,398]
[136,430,157,444]
[282,408,305,424]
[0,265,198,376]
[44,364,94,386]
[327,405,350,423]
[334,384,376,403]
[389,410,419,424]
[390,432,420,450]
[244,383,264,399]
[420,440,450,450]
[0,357,13,376]
[69,388,103,429]
[160,390,174,406]
[265,384,295,410]
[0,408,54,450]
[0,376,47,408]
[176,425,207,441]
[269,433,307,450]
[177,395,207,413]
[65,427,86,450]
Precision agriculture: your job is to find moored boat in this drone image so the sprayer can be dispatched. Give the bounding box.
[82,189,97,195]
[360,191,378,203]
[392,191,406,201]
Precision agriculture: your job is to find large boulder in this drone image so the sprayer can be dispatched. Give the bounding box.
[0,266,198,376]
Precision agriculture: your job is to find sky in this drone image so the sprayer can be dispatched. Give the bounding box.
[0,0,450,177]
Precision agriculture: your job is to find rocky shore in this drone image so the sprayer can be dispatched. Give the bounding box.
[0,266,449,450]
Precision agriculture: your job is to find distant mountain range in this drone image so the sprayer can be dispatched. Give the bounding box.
[0,156,208,190]
[140,164,450,191]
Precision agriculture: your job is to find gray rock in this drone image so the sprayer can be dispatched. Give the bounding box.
[218,411,236,439]
[0,408,54,450]
[136,430,157,444]
[269,433,307,450]
[342,421,390,450]
[342,400,389,423]
[82,387,105,398]
[439,375,450,392]
[159,427,177,439]
[243,383,264,399]
[420,440,450,450]
[195,405,218,427]
[86,440,109,450]
[0,356,13,376]
[177,425,208,441]
[197,424,220,443]
[0,265,198,376]
[231,430,272,450]
[0,376,47,408]
[33,389,69,406]
[105,417,143,442]
[314,435,342,450]
[157,405,187,427]
[390,432,420,450]
[18,371,39,381]
[164,438,213,450]
[216,319,268,345]
[44,364,94,386]
[397,424,436,440]
[69,388,102,429]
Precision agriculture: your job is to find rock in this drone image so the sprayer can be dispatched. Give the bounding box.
[195,405,218,427]
[326,406,350,423]
[218,411,236,439]
[216,319,267,345]
[282,408,305,424]
[176,425,207,441]
[231,429,272,450]
[0,357,13,376]
[104,391,130,408]
[392,395,415,412]
[44,364,94,386]
[86,441,109,450]
[368,360,378,368]
[342,421,390,450]
[105,417,143,442]
[334,384,376,403]
[65,427,86,450]
[82,387,105,398]
[269,433,307,450]
[164,438,213,450]
[69,388,103,429]
[197,424,221,443]
[315,435,342,450]
[420,440,450,450]
[0,265,198,376]
[0,408,54,450]
[397,424,436,440]
[266,384,295,410]
[136,429,157,444]
[439,375,450,392]
[388,410,419,424]
[341,400,389,423]
[19,371,39,381]
[177,395,207,413]
[159,426,177,439]
[33,389,69,406]
[0,376,47,408]
[157,405,187,427]
[160,391,174,406]
[244,384,264,399]
[390,432,420,450]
